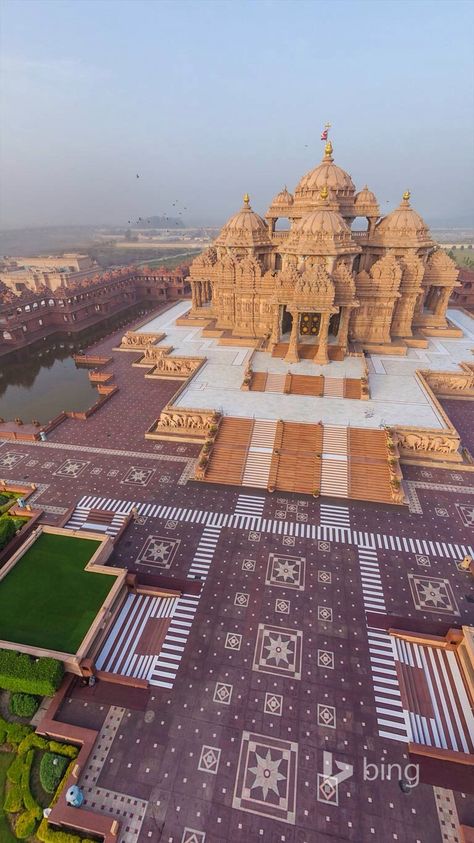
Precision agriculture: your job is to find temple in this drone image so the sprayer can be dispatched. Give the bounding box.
[187,140,460,363]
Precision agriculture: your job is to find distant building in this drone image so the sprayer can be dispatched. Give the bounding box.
[0,264,190,356]
[450,267,474,312]
[0,253,97,294]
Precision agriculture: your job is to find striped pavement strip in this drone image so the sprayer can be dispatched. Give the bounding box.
[234,493,266,517]
[358,547,386,613]
[148,593,201,689]
[367,629,409,743]
[320,503,350,530]
[188,526,221,580]
[74,496,473,560]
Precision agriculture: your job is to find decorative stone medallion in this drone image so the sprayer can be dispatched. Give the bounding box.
[0,452,25,469]
[225,632,242,651]
[317,570,332,583]
[54,458,89,478]
[136,535,180,569]
[264,693,283,717]
[455,503,474,528]
[253,624,302,680]
[181,829,205,843]
[317,704,336,728]
[242,559,256,571]
[415,554,431,567]
[121,466,155,486]
[233,731,298,824]
[317,606,333,622]
[318,650,335,669]
[234,592,249,607]
[198,745,221,775]
[266,554,305,591]
[275,598,290,615]
[408,574,459,614]
[213,682,232,705]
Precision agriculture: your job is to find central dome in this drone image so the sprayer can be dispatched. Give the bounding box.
[295,142,355,195]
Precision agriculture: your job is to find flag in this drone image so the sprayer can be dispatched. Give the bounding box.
[321,128,328,141]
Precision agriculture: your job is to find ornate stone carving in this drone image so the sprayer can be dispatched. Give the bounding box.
[153,356,202,376]
[157,408,219,432]
[396,429,460,456]
[120,331,163,349]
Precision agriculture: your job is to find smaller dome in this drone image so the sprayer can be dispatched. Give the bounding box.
[272,186,294,207]
[296,207,349,238]
[373,192,432,246]
[354,186,380,217]
[216,195,271,247]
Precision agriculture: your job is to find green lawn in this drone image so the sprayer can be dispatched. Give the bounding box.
[0,533,113,653]
[0,752,17,843]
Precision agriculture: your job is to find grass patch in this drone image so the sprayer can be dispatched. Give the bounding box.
[0,751,17,843]
[0,533,112,652]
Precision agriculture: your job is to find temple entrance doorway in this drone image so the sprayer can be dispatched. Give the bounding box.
[329,312,340,336]
[281,306,293,335]
[299,312,321,338]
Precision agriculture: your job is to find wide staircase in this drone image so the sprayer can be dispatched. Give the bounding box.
[348,429,393,504]
[265,373,287,393]
[249,371,362,398]
[200,417,399,504]
[323,378,345,398]
[242,419,278,488]
[320,426,349,498]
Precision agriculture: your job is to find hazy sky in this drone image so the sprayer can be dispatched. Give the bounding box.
[1,0,473,229]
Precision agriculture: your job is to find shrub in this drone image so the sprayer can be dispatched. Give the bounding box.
[3,782,22,812]
[18,732,48,755]
[0,516,16,550]
[15,809,38,839]
[40,753,69,794]
[21,750,42,819]
[0,717,33,745]
[10,692,39,719]
[37,821,96,843]
[47,741,78,759]
[6,753,25,784]
[0,724,6,744]
[0,649,64,696]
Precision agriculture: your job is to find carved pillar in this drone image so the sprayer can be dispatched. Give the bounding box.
[435,287,452,316]
[196,281,202,308]
[191,280,198,310]
[336,306,351,352]
[270,305,280,346]
[285,310,299,362]
[315,311,330,365]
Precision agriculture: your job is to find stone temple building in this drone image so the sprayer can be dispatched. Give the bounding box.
[187,141,459,363]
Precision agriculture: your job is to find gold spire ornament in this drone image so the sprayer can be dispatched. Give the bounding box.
[402,189,411,201]
[324,140,333,157]
[243,193,250,205]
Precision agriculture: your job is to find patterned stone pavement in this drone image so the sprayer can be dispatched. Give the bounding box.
[2,309,474,842]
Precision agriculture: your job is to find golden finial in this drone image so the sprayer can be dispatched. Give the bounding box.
[243,193,250,205]
[320,185,329,200]
[402,189,410,201]
[324,140,333,157]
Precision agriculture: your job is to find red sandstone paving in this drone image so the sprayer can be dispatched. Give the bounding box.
[441,398,474,453]
[2,307,474,841]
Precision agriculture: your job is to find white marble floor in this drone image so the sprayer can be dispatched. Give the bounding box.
[137,303,474,431]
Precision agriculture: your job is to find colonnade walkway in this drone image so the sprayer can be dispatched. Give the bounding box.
[202,416,396,504]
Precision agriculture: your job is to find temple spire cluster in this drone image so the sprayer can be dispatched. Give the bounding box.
[188,141,459,362]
